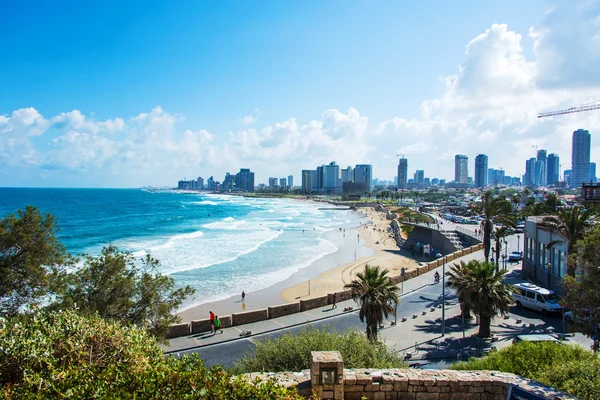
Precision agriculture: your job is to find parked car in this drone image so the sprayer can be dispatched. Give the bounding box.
[515,226,524,233]
[508,251,523,262]
[513,334,562,344]
[510,282,563,315]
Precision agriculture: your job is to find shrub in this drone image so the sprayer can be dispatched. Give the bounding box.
[451,341,600,400]
[0,310,302,399]
[233,327,406,374]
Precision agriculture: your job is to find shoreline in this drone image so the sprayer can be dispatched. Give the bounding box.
[177,204,420,323]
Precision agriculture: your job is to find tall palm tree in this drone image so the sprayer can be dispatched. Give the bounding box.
[493,226,512,270]
[461,261,513,337]
[511,194,521,212]
[471,191,514,261]
[446,260,476,320]
[538,206,595,276]
[344,264,400,341]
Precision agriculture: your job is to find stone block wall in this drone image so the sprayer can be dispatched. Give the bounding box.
[231,309,268,326]
[299,295,329,311]
[191,315,232,334]
[268,302,301,319]
[167,323,190,339]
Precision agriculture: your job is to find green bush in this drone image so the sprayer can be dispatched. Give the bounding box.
[451,341,600,400]
[233,327,406,374]
[0,310,303,399]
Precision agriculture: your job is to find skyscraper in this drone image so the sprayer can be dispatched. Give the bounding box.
[524,158,536,186]
[534,160,545,186]
[454,154,468,184]
[301,170,313,193]
[268,177,278,187]
[353,164,373,193]
[546,153,560,186]
[536,150,547,186]
[414,170,425,184]
[474,154,488,188]
[397,158,408,190]
[323,161,341,190]
[287,175,293,187]
[590,162,597,183]
[572,129,591,187]
[279,177,287,187]
[235,168,255,191]
[564,169,572,187]
[341,166,353,183]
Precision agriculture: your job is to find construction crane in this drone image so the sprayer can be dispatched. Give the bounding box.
[538,101,600,118]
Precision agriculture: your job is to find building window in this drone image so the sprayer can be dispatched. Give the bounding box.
[538,242,544,266]
[560,251,568,277]
[553,248,559,275]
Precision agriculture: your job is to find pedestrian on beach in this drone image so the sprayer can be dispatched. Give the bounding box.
[242,291,246,302]
[209,310,215,334]
[331,293,337,309]
[214,315,223,334]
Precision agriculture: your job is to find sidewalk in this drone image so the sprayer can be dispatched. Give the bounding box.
[163,248,486,354]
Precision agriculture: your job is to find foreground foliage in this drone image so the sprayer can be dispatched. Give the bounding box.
[0,310,303,399]
[452,341,600,400]
[0,206,194,340]
[233,327,406,373]
[344,264,400,340]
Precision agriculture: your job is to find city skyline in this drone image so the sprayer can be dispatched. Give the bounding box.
[1,2,600,187]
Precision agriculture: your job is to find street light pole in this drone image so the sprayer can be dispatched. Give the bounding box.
[436,253,446,336]
[517,235,520,253]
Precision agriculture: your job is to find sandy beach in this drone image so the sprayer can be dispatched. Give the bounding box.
[177,204,418,322]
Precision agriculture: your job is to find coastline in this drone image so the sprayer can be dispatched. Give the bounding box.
[177,204,419,323]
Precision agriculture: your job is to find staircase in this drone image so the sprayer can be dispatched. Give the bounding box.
[441,230,471,250]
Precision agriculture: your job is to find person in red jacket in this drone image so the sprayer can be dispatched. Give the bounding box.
[209,310,215,335]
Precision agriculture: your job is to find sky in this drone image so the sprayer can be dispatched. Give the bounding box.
[1,0,600,187]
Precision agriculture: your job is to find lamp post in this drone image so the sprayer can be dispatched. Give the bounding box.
[517,235,520,253]
[502,254,507,270]
[436,253,446,336]
[503,239,508,269]
[491,246,495,265]
[546,262,552,290]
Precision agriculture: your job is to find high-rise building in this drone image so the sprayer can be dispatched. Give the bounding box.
[546,153,560,186]
[316,166,324,189]
[439,179,446,186]
[323,161,341,190]
[287,175,293,187]
[301,170,313,193]
[536,150,547,186]
[222,172,234,190]
[524,158,536,186]
[279,178,287,187]
[572,129,591,187]
[414,170,425,184]
[590,162,597,183]
[268,177,278,187]
[197,176,204,190]
[474,154,488,188]
[454,154,468,184]
[397,158,408,190]
[353,164,373,193]
[534,160,545,186]
[341,166,353,183]
[564,169,573,187]
[235,168,255,192]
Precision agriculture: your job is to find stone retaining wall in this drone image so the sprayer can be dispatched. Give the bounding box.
[244,368,575,400]
[268,302,301,319]
[167,240,484,339]
[231,309,268,326]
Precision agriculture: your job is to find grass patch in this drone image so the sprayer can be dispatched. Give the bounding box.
[232,327,406,374]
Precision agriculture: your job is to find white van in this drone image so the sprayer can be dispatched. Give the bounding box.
[510,283,563,315]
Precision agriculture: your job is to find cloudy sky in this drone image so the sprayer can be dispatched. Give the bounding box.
[1,0,599,187]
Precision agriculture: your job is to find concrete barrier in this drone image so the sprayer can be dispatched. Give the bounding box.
[167,323,190,339]
[231,309,268,326]
[191,315,232,334]
[299,295,329,311]
[328,290,352,304]
[268,302,301,319]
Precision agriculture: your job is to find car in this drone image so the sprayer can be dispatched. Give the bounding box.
[516,226,524,233]
[513,334,562,344]
[508,251,523,262]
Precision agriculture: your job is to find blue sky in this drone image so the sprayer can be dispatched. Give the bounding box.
[1,1,600,187]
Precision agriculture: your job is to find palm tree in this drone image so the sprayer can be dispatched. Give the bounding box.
[344,264,400,341]
[493,226,512,270]
[446,260,476,320]
[461,261,513,337]
[538,206,595,276]
[471,191,514,261]
[511,194,521,211]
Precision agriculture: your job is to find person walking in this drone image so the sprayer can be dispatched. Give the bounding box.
[241,291,246,302]
[214,315,223,334]
[209,310,215,335]
[331,293,337,309]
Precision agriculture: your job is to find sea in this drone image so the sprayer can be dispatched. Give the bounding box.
[0,188,366,310]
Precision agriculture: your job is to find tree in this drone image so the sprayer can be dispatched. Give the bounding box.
[538,206,594,277]
[493,226,512,270]
[461,261,513,337]
[0,206,70,316]
[344,264,400,341]
[561,224,600,333]
[446,260,476,320]
[57,245,195,339]
[471,191,514,261]
[545,193,559,211]
[511,194,521,211]
[521,201,551,218]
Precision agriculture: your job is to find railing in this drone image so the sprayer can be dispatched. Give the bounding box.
[456,225,480,239]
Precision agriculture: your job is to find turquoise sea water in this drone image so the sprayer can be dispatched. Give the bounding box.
[0,188,364,309]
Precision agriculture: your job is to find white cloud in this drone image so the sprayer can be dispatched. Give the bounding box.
[3,3,600,186]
